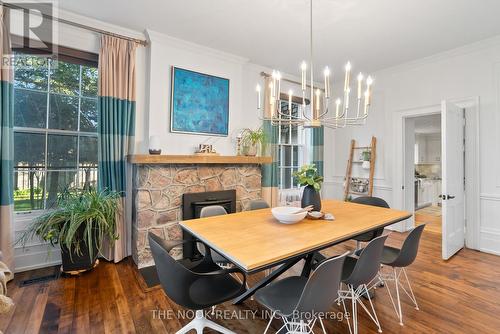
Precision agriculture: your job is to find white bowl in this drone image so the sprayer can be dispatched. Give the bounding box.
[271,206,307,224]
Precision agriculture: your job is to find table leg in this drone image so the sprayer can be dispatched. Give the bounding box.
[232,257,303,305]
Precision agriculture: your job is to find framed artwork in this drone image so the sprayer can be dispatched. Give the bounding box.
[170,66,230,136]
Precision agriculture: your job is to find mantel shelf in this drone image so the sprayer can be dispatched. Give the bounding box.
[127,154,272,165]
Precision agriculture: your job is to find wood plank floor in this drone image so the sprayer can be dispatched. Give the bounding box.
[2,230,500,333]
[415,206,442,234]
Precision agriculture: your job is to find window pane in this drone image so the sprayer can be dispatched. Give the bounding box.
[79,136,98,167]
[282,167,292,189]
[14,132,45,168]
[14,54,48,91]
[293,146,299,166]
[47,134,77,169]
[13,88,47,128]
[80,98,98,132]
[45,171,77,208]
[14,169,46,211]
[81,66,98,97]
[50,60,80,95]
[283,146,293,167]
[48,94,79,130]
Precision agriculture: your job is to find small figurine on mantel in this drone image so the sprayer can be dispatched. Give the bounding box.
[195,144,219,156]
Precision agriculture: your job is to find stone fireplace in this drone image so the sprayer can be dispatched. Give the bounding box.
[129,155,270,268]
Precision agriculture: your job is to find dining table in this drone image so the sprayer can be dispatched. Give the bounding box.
[179,199,412,304]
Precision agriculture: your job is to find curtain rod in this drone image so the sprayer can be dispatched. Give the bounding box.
[260,71,324,91]
[2,3,148,46]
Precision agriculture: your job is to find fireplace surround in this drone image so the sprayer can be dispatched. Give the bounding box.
[129,157,268,268]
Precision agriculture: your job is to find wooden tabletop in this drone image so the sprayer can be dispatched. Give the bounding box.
[180,199,411,272]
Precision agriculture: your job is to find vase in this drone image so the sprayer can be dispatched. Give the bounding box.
[301,185,322,211]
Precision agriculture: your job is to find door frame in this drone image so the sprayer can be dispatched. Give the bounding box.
[392,96,480,251]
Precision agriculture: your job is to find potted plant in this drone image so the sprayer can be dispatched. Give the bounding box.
[18,188,120,273]
[361,149,371,169]
[240,127,266,156]
[293,164,324,211]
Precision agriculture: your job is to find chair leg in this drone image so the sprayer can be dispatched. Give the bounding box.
[394,268,404,326]
[263,311,275,334]
[175,310,236,334]
[402,268,420,310]
[352,286,358,334]
[319,317,327,334]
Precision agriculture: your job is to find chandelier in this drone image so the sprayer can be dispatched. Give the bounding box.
[256,0,373,129]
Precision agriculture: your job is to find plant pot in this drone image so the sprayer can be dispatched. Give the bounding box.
[244,144,257,156]
[60,225,99,273]
[301,185,322,211]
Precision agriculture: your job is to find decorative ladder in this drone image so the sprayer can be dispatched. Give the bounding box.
[344,136,377,200]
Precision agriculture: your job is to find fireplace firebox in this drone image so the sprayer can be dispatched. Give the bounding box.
[182,190,236,259]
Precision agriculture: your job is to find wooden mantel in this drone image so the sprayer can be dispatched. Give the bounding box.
[127,154,272,165]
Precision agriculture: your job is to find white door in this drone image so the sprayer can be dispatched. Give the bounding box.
[404,118,415,228]
[441,100,465,260]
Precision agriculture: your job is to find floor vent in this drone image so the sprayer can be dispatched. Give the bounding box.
[20,267,60,287]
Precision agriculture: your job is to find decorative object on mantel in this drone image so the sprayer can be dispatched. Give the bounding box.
[195,144,219,156]
[293,164,324,211]
[240,127,266,156]
[344,136,377,200]
[148,135,161,155]
[255,0,373,129]
[171,66,229,136]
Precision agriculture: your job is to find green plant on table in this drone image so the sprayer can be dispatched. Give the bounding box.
[292,164,324,192]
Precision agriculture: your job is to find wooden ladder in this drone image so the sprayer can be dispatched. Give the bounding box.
[344,136,377,200]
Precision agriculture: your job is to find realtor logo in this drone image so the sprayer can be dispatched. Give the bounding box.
[4,1,58,55]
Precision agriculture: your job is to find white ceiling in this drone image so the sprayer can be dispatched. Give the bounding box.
[59,0,500,76]
[413,114,441,134]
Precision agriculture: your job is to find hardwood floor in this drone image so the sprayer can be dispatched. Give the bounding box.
[2,230,500,333]
[416,205,442,234]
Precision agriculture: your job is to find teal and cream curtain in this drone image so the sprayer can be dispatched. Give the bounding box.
[261,77,279,207]
[98,35,137,262]
[0,7,14,271]
[310,126,324,177]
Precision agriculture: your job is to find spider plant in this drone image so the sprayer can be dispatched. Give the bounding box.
[18,188,121,265]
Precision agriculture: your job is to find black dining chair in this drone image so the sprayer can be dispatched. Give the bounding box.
[337,234,388,334]
[148,233,246,334]
[255,252,349,334]
[378,224,425,326]
[351,196,390,253]
[247,199,270,210]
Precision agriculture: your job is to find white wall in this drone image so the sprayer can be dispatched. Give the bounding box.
[324,36,500,255]
[143,30,268,155]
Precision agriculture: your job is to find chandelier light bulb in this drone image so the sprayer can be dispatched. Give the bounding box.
[366,76,373,86]
[323,67,330,77]
[357,72,363,81]
[301,61,307,70]
[256,84,261,92]
[345,62,352,72]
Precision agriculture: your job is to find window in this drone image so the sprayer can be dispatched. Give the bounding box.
[277,100,305,190]
[13,52,99,212]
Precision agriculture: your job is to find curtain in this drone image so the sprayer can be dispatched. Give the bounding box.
[0,7,14,272]
[261,77,279,207]
[310,126,324,177]
[98,35,137,262]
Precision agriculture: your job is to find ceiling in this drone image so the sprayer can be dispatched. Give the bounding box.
[58,0,500,76]
[413,114,441,134]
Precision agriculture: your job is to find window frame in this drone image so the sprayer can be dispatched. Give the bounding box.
[276,100,307,190]
[12,48,99,214]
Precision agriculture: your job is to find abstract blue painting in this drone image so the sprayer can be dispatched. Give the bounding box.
[170,67,229,136]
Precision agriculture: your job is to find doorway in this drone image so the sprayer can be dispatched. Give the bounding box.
[412,114,442,235]
[394,97,480,260]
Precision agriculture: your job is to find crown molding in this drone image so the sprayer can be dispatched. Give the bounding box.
[145,29,249,65]
[376,34,500,76]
